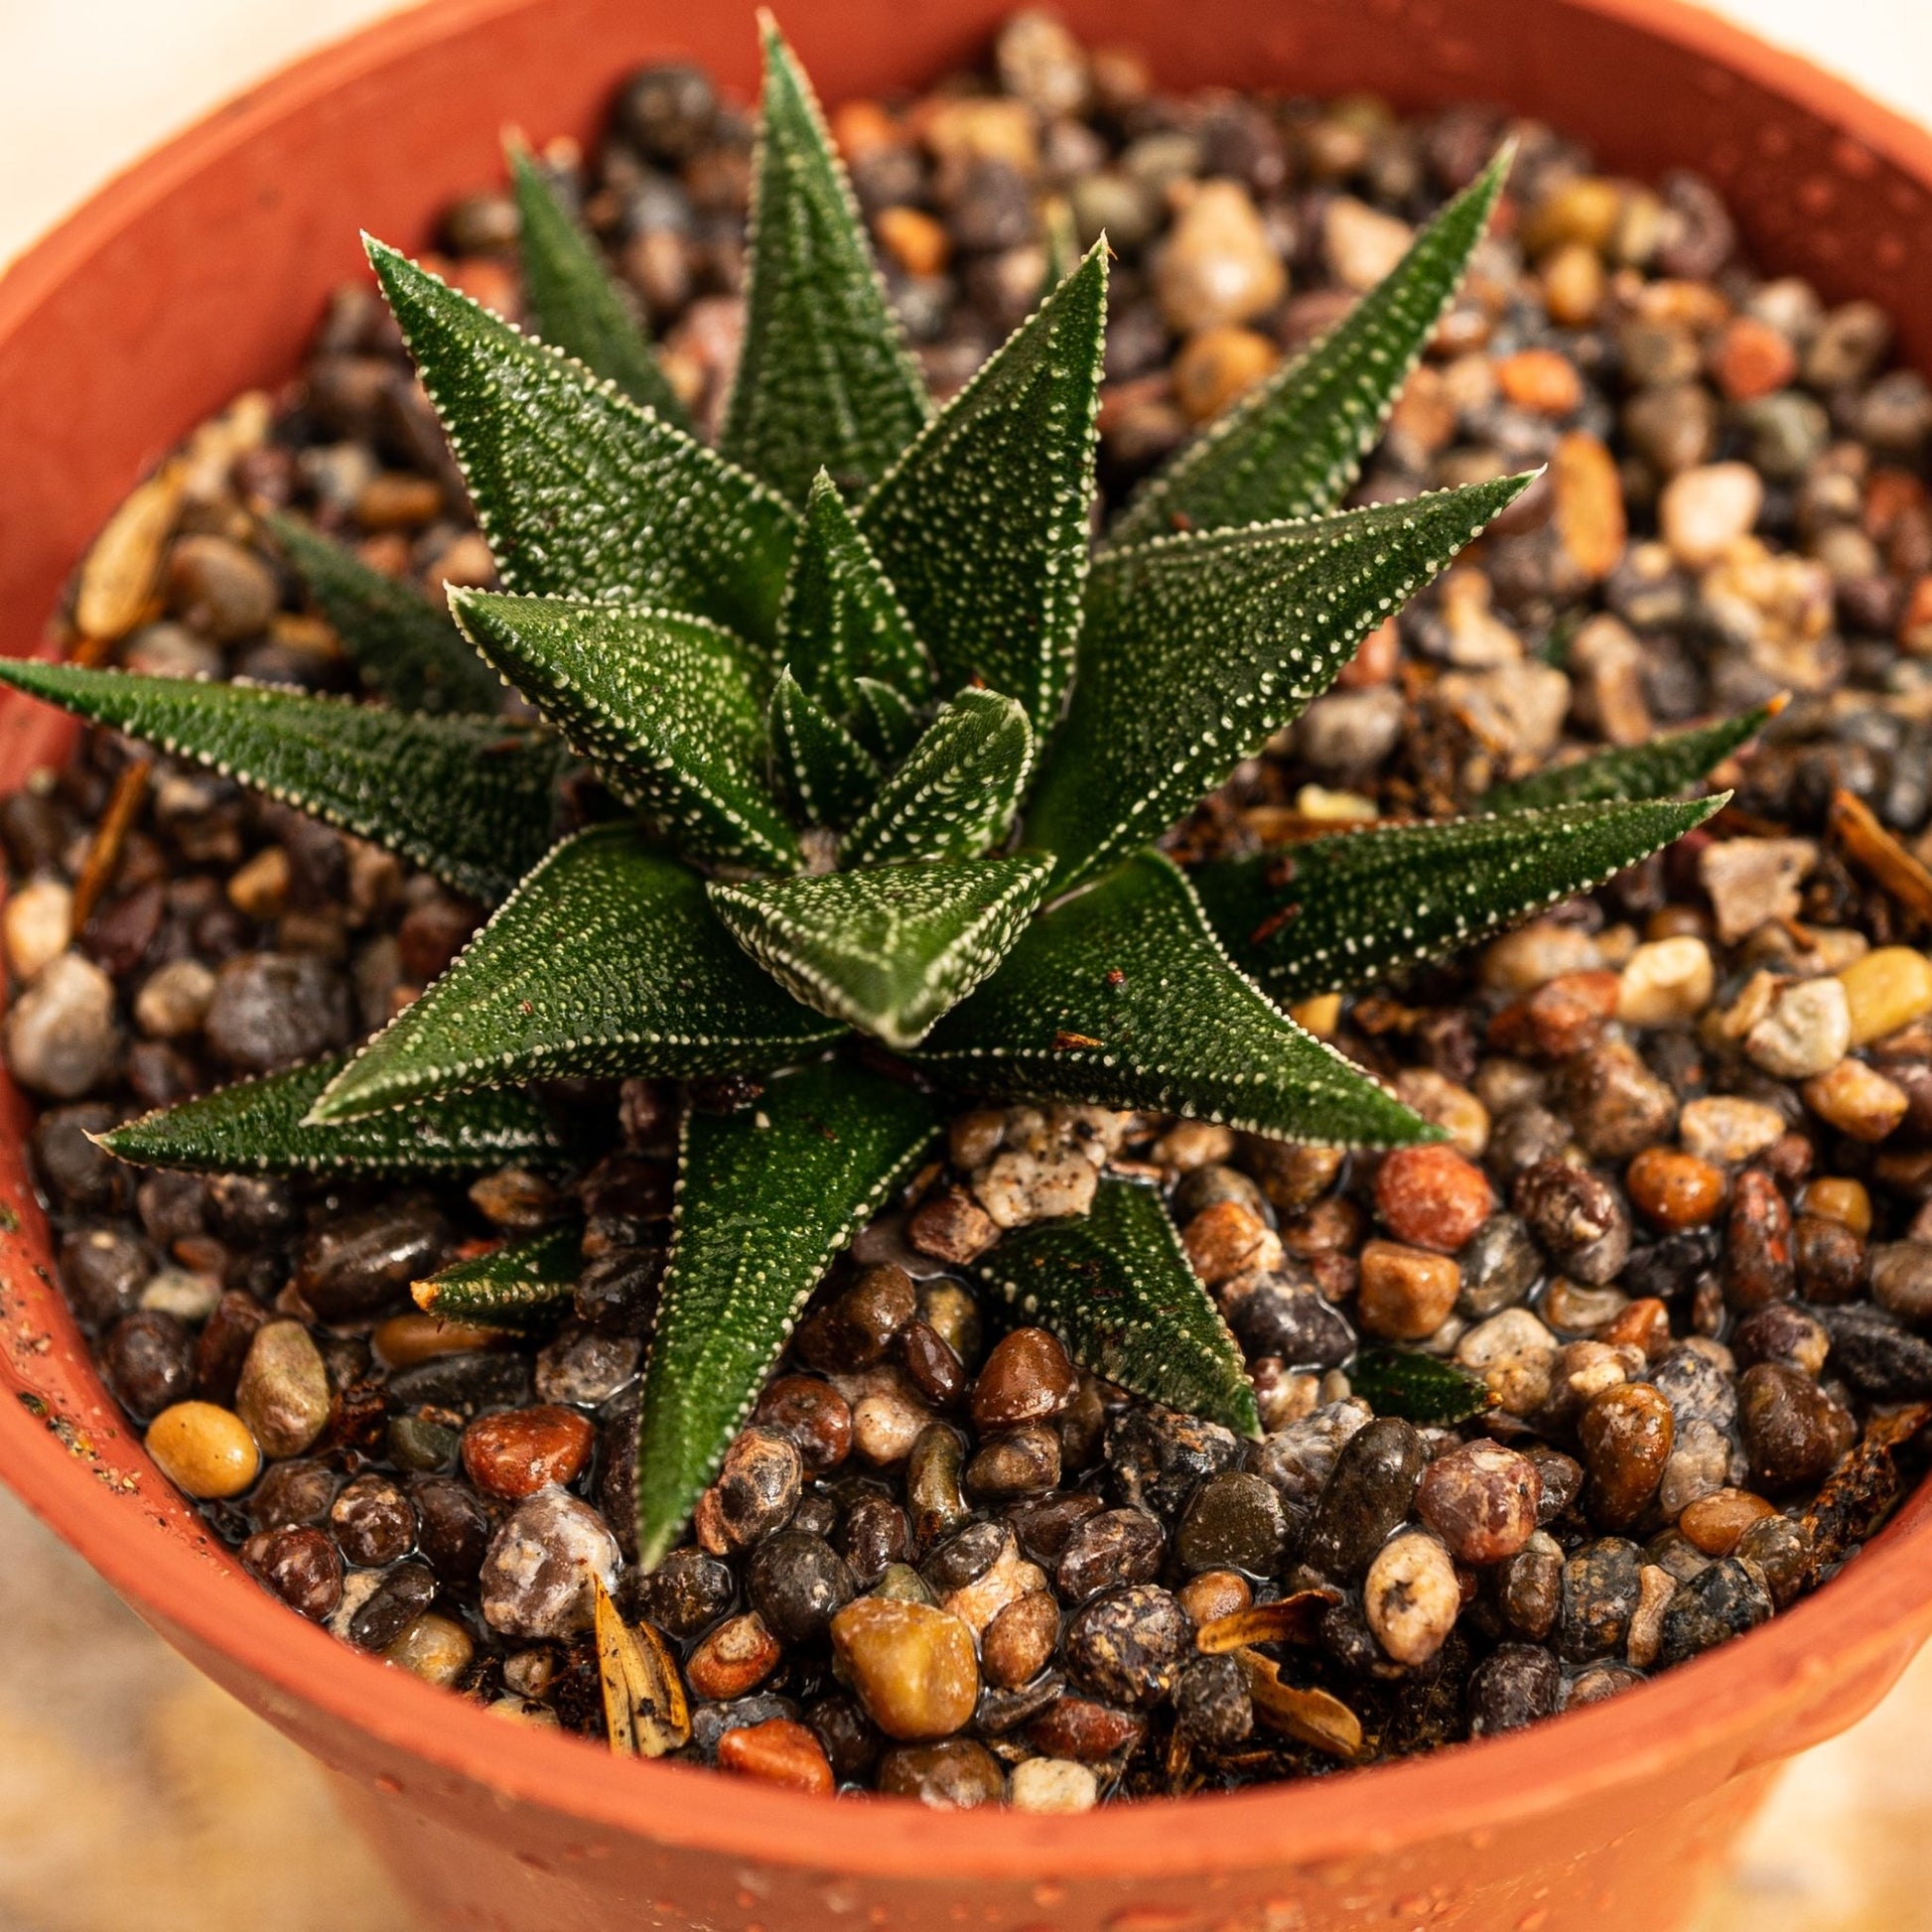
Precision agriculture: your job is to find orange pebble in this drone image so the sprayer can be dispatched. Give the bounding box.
[1711,315,1798,402]
[873,205,950,277]
[1496,347,1583,417]
[718,1718,836,1795]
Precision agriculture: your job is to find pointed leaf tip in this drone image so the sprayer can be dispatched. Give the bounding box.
[364,238,795,644]
[449,589,796,872]
[920,850,1437,1148]
[1192,793,1726,1001]
[978,1178,1259,1437]
[1480,704,1773,812]
[310,825,841,1123]
[634,1059,940,1568]
[862,241,1106,734]
[721,21,930,504]
[711,852,1053,1049]
[0,658,560,904]
[505,138,691,427]
[1029,475,1533,894]
[1108,146,1512,544]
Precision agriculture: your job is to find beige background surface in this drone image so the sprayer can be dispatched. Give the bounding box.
[2,1,1931,1927]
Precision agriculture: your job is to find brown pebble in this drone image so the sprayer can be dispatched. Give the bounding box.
[1580,1382,1675,1529]
[1416,1439,1542,1564]
[752,1374,853,1474]
[830,1597,979,1740]
[718,1718,835,1795]
[876,1738,1006,1808]
[709,1425,804,1547]
[1182,1198,1278,1285]
[1725,1169,1796,1311]
[981,1589,1060,1689]
[1679,1487,1778,1556]
[907,1186,998,1263]
[1625,1148,1725,1230]
[1356,1240,1460,1340]
[1177,1570,1253,1626]
[1374,1145,1495,1254]
[685,1611,782,1701]
[460,1404,595,1500]
[970,1327,1075,1431]
[1738,1360,1856,1493]
[1024,1695,1146,1763]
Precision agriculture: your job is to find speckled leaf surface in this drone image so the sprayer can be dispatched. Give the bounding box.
[841,689,1034,867]
[1108,147,1512,547]
[97,1056,576,1174]
[977,1177,1259,1437]
[1027,477,1532,893]
[0,660,560,904]
[711,853,1053,1049]
[508,142,691,428]
[852,674,923,763]
[268,513,502,716]
[1480,705,1772,811]
[920,850,1437,1146]
[1191,794,1726,1000]
[769,666,879,829]
[367,240,795,644]
[449,590,795,872]
[861,244,1105,733]
[634,1058,941,1568]
[1347,1347,1496,1426]
[414,1226,581,1332]
[719,21,930,504]
[778,472,931,714]
[310,825,842,1122]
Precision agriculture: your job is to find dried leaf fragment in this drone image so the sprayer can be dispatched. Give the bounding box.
[1831,787,1932,927]
[1195,1589,1339,1654]
[593,1575,690,1757]
[1237,1648,1363,1760]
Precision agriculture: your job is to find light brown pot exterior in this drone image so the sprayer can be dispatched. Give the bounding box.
[3,3,1932,1928]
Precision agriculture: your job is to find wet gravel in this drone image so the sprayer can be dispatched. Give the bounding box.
[8,9,1932,1808]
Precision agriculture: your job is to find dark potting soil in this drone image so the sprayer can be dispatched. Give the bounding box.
[8,8,1932,1809]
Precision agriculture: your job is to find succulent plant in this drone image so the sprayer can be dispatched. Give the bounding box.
[3,20,1756,1570]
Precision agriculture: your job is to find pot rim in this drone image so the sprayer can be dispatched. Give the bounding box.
[4,0,1932,1885]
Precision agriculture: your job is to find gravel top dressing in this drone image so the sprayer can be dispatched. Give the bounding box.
[7,8,1932,1811]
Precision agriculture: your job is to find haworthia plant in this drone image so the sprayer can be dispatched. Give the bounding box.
[6,23,1763,1570]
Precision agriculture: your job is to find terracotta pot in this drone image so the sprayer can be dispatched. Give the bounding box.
[3,1,1932,1927]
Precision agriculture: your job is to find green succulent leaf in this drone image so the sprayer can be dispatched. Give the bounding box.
[852,674,924,762]
[366,238,795,644]
[1480,704,1773,812]
[1027,478,1533,893]
[414,1225,581,1333]
[449,589,795,872]
[507,139,691,428]
[1108,146,1512,546]
[635,1057,941,1568]
[719,18,930,504]
[977,1177,1259,1437]
[1347,1347,1496,1427]
[95,1056,577,1175]
[769,666,880,830]
[920,850,1436,1146]
[778,471,932,714]
[840,689,1034,867]
[1191,794,1728,1001]
[0,660,559,903]
[267,513,502,716]
[710,852,1053,1050]
[861,242,1106,733]
[310,824,842,1122]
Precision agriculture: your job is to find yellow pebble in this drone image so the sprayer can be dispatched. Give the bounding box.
[1289,993,1342,1039]
[1837,947,1932,1046]
[1801,1059,1909,1144]
[1799,1176,1872,1239]
[145,1401,261,1499]
[386,1611,476,1686]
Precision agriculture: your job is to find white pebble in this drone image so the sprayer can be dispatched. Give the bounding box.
[1009,1756,1098,1814]
[1745,976,1852,1080]
[1659,461,1763,567]
[1616,936,1714,1027]
[1678,1095,1787,1166]
[134,957,217,1038]
[4,878,72,983]
[4,951,119,1098]
[1364,1531,1460,1666]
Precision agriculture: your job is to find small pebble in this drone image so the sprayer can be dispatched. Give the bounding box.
[1009,1755,1099,1814]
[1374,1145,1495,1254]
[145,1400,260,1499]
[1416,1439,1542,1564]
[4,952,119,1098]
[479,1490,621,1639]
[233,1319,332,1459]
[718,1719,835,1795]
[830,1598,979,1740]
[1363,1531,1460,1666]
[1356,1240,1460,1340]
